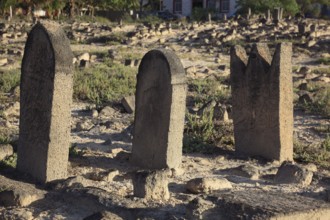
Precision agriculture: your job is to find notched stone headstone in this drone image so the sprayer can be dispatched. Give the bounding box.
[230,43,293,162]
[17,21,73,183]
[131,49,187,169]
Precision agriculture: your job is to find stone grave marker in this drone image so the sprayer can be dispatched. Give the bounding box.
[230,43,293,161]
[17,21,73,183]
[131,49,187,169]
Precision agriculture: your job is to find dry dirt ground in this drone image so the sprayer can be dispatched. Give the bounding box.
[0,17,329,219]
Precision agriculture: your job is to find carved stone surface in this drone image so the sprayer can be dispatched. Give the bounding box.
[17,21,73,183]
[131,49,187,169]
[230,43,293,161]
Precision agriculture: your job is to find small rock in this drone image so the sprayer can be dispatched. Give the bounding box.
[88,169,119,182]
[230,164,260,180]
[76,120,94,131]
[187,197,215,220]
[99,106,116,118]
[215,155,225,162]
[185,66,196,76]
[133,170,170,200]
[170,167,184,177]
[78,52,90,61]
[88,125,106,134]
[121,95,135,114]
[0,144,13,160]
[159,38,166,44]
[52,176,87,190]
[91,109,98,118]
[186,177,232,194]
[304,163,317,173]
[307,40,316,47]
[0,189,44,207]
[298,92,314,104]
[274,161,313,186]
[297,66,311,75]
[213,105,230,122]
[0,58,8,66]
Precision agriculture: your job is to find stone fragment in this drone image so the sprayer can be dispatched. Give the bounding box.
[0,57,8,66]
[88,169,119,182]
[229,164,260,180]
[78,52,90,62]
[297,66,311,75]
[274,161,313,186]
[17,20,73,183]
[0,208,34,220]
[121,95,135,114]
[0,144,13,160]
[99,106,116,118]
[186,177,232,194]
[298,91,314,104]
[307,40,316,47]
[0,189,43,207]
[230,43,293,161]
[131,49,187,169]
[133,170,170,200]
[91,109,98,118]
[186,197,216,220]
[76,120,94,131]
[0,175,45,207]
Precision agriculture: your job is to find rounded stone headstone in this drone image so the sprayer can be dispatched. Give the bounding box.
[17,21,73,183]
[131,49,187,169]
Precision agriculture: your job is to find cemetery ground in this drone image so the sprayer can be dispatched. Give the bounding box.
[0,16,329,219]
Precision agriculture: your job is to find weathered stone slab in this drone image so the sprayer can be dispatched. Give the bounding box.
[189,189,330,219]
[230,43,293,161]
[121,95,135,114]
[17,21,73,183]
[131,49,187,169]
[0,175,46,207]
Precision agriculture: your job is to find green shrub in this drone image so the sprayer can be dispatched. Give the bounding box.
[0,153,17,169]
[73,63,136,105]
[317,57,330,65]
[312,67,330,77]
[0,134,10,144]
[0,69,20,93]
[189,78,231,108]
[140,15,162,24]
[183,110,215,153]
[297,81,330,118]
[294,138,330,168]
